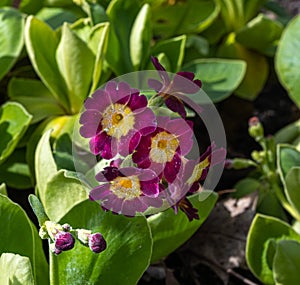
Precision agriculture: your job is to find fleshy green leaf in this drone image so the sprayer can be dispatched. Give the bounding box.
[35,129,58,204]
[52,200,152,285]
[151,35,186,72]
[24,16,69,111]
[183,58,246,102]
[0,253,34,285]
[273,240,300,285]
[236,14,283,56]
[217,33,268,100]
[56,23,95,113]
[149,0,219,38]
[44,170,88,222]
[148,190,218,263]
[0,183,7,196]
[130,4,152,70]
[0,148,33,189]
[277,144,300,178]
[19,0,43,14]
[232,177,260,199]
[246,214,300,284]
[0,102,32,164]
[8,78,65,124]
[276,15,300,108]
[285,167,300,215]
[0,194,49,285]
[0,7,24,81]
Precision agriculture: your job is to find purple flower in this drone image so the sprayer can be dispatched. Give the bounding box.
[80,81,156,159]
[89,166,163,216]
[132,116,194,183]
[148,56,202,118]
[174,198,199,221]
[54,232,75,251]
[88,233,107,253]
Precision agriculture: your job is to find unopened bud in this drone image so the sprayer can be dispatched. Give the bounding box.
[248,116,264,140]
[54,232,75,251]
[225,158,257,170]
[39,225,49,239]
[49,243,62,255]
[76,229,92,245]
[88,233,106,253]
[62,223,71,232]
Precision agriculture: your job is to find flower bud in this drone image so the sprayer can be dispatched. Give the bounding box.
[248,116,264,140]
[62,223,71,232]
[88,233,106,253]
[49,243,62,255]
[54,232,75,251]
[45,221,63,240]
[39,225,49,239]
[225,158,257,170]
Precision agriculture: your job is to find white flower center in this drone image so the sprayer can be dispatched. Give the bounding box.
[110,176,141,200]
[101,103,135,139]
[150,131,179,163]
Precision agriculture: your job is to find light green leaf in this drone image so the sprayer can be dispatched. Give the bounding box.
[8,78,65,124]
[24,16,70,110]
[217,33,268,100]
[246,214,300,284]
[275,119,300,145]
[0,7,24,81]
[183,58,246,102]
[151,35,186,72]
[0,148,33,189]
[232,177,260,199]
[276,15,300,108]
[88,22,110,92]
[0,253,34,285]
[52,200,152,285]
[285,167,300,216]
[44,170,88,222]
[148,190,218,263]
[277,144,300,178]
[130,4,152,70]
[0,183,7,196]
[0,102,32,164]
[149,0,219,38]
[56,23,95,113]
[35,129,57,205]
[273,240,300,285]
[236,14,283,56]
[0,194,49,285]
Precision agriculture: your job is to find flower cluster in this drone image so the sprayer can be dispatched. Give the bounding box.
[80,57,226,220]
[40,221,106,255]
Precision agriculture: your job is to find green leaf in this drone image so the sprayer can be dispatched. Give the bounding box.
[88,22,110,92]
[52,200,152,285]
[148,190,218,263]
[275,119,300,145]
[0,253,34,285]
[217,33,269,100]
[24,16,70,111]
[0,102,32,164]
[236,14,283,56]
[8,78,65,124]
[273,240,300,285]
[44,170,88,222]
[276,15,300,108]
[0,183,7,196]
[56,23,95,113]
[285,167,300,216]
[183,58,246,102]
[19,0,44,14]
[246,214,300,284]
[277,144,300,178]
[0,7,24,81]
[232,177,260,199]
[0,148,33,189]
[0,194,49,285]
[149,0,219,38]
[130,4,152,70]
[35,129,58,205]
[151,35,186,72]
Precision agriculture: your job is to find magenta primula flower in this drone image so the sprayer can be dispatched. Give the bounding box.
[89,166,163,216]
[80,81,156,159]
[167,143,226,221]
[149,56,202,118]
[132,116,194,183]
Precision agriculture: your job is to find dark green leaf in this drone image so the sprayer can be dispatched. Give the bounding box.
[285,167,300,215]
[52,200,152,285]
[277,144,300,178]
[232,177,260,199]
[148,190,218,263]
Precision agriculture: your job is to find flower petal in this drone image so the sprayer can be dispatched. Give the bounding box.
[127,93,147,111]
[148,79,163,92]
[84,89,111,111]
[89,184,110,200]
[164,153,181,183]
[134,108,156,132]
[172,72,201,94]
[165,96,186,118]
[89,132,110,155]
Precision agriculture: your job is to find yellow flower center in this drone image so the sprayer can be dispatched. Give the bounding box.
[187,157,210,185]
[150,131,179,163]
[101,103,135,139]
[110,176,141,200]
